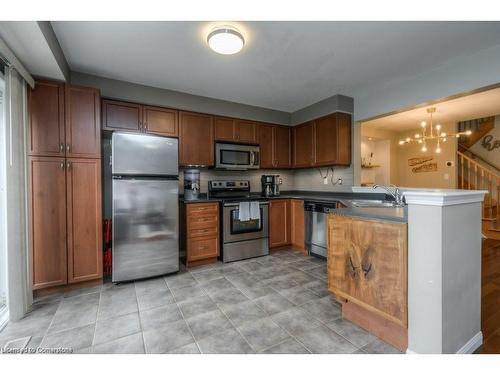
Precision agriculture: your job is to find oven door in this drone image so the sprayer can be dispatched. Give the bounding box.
[223,202,268,243]
[216,143,260,170]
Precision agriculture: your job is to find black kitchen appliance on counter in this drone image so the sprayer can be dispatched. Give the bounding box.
[261,175,281,197]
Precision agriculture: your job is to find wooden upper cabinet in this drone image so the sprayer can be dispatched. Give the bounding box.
[143,105,178,137]
[335,112,352,165]
[179,111,214,166]
[236,120,258,144]
[65,85,101,158]
[328,215,407,327]
[314,112,352,166]
[259,124,275,168]
[214,117,258,144]
[274,126,291,168]
[293,122,314,168]
[30,157,67,290]
[214,117,236,142]
[269,199,290,248]
[66,158,103,284]
[28,80,65,157]
[102,99,142,132]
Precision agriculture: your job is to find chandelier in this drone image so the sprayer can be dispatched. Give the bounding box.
[398,107,472,153]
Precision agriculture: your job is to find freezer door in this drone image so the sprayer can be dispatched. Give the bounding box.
[112,132,178,176]
[112,178,179,282]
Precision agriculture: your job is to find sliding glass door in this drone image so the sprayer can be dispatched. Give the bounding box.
[0,71,8,329]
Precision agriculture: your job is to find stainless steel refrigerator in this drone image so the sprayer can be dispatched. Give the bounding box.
[112,132,179,282]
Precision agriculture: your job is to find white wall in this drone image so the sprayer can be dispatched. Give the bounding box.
[360,138,391,186]
[395,123,457,189]
[352,43,500,185]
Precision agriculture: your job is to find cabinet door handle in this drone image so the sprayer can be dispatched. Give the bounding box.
[66,144,70,153]
[66,161,72,170]
[144,123,147,131]
[60,160,65,170]
[60,143,64,152]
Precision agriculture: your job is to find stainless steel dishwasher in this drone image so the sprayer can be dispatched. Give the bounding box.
[304,201,337,258]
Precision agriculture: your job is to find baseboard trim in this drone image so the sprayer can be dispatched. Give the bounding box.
[456,331,483,354]
[405,331,483,354]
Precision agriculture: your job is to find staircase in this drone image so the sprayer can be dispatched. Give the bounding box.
[457,150,500,239]
[457,116,495,149]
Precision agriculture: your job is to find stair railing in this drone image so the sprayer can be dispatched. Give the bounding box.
[457,150,500,222]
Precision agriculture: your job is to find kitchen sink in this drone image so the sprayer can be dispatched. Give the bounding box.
[350,199,400,208]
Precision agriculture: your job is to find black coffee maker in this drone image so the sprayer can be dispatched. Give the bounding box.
[261,175,280,197]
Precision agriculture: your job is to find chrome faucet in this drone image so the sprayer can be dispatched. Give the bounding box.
[373,184,406,207]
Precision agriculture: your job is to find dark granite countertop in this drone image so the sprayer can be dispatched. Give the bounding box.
[179,190,407,222]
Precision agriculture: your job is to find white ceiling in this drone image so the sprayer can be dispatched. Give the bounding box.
[51,21,500,112]
[0,22,66,80]
[362,86,500,132]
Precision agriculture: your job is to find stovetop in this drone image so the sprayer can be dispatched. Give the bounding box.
[218,195,270,203]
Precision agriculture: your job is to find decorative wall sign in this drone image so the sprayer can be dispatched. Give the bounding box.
[408,156,434,166]
[481,134,500,152]
[412,162,438,173]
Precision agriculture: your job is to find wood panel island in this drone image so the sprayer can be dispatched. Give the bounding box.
[328,215,408,351]
[327,188,487,354]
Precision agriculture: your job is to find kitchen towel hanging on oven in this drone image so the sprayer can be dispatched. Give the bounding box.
[249,201,260,221]
[238,202,251,221]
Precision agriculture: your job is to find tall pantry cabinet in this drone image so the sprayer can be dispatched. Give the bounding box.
[28,80,102,291]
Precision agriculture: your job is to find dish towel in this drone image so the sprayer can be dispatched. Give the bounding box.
[238,202,251,221]
[249,201,261,221]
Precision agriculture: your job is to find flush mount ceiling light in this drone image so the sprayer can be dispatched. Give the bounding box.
[207,26,244,55]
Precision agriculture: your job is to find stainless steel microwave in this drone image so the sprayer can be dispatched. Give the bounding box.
[215,143,260,170]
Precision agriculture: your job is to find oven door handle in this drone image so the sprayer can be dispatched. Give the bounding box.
[224,201,269,207]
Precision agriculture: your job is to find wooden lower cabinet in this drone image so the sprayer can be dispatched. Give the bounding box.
[269,199,306,251]
[290,199,305,251]
[66,158,103,283]
[185,202,219,267]
[269,199,291,248]
[30,157,68,289]
[29,156,102,291]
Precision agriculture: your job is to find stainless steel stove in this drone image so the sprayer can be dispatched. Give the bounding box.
[208,180,269,263]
